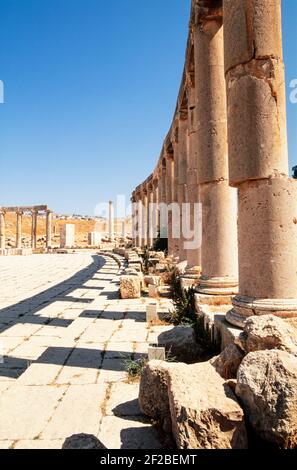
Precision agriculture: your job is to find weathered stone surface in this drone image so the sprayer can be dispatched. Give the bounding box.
[168,362,248,449]
[158,326,201,364]
[139,360,174,422]
[235,315,297,356]
[144,275,161,286]
[210,343,244,379]
[62,434,106,449]
[175,261,188,275]
[236,350,297,448]
[120,275,141,299]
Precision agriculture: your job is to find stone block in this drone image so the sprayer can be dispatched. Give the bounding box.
[120,276,141,299]
[146,303,158,325]
[148,346,166,361]
[60,224,75,248]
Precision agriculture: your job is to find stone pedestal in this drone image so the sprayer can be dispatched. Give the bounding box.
[60,224,75,248]
[88,232,101,246]
[146,303,158,325]
[180,266,201,291]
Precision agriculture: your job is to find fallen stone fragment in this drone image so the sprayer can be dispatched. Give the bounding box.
[168,362,248,449]
[210,343,244,379]
[235,314,297,356]
[120,275,141,299]
[236,349,297,448]
[139,360,174,422]
[158,326,202,363]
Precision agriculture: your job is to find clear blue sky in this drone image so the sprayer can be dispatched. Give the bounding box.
[0,0,296,215]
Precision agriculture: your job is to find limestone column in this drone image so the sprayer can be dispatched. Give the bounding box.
[147,182,154,248]
[0,210,6,250]
[194,2,238,298]
[31,210,38,250]
[135,191,142,248]
[158,161,167,241]
[131,192,137,247]
[16,211,23,249]
[142,187,148,247]
[177,112,189,262]
[165,152,174,256]
[108,201,115,242]
[172,132,180,259]
[46,210,52,250]
[152,178,159,245]
[121,219,126,240]
[186,73,201,268]
[224,0,297,327]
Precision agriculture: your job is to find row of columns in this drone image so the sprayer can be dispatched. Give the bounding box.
[0,209,53,250]
[131,0,297,327]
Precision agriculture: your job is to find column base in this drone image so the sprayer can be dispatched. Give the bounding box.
[196,276,238,296]
[180,266,201,290]
[226,295,297,328]
[194,292,241,350]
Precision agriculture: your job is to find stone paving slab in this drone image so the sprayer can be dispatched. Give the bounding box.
[0,253,173,448]
[41,384,106,440]
[13,440,64,450]
[0,385,67,440]
[0,441,14,449]
[98,416,163,450]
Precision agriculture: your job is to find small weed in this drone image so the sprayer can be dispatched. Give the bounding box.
[165,270,220,358]
[123,354,148,379]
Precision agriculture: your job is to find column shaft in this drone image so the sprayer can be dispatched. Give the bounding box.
[31,211,38,250]
[194,4,238,295]
[46,211,52,250]
[224,0,297,327]
[135,193,142,248]
[108,201,115,242]
[166,156,174,256]
[142,190,148,247]
[147,186,154,248]
[159,164,167,241]
[16,211,22,249]
[186,83,201,268]
[177,116,189,262]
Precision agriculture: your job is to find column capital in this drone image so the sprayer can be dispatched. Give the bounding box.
[193,0,223,27]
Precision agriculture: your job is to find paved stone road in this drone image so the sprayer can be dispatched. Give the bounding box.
[0,253,172,449]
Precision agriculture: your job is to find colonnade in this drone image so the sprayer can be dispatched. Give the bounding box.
[0,205,53,252]
[131,0,297,326]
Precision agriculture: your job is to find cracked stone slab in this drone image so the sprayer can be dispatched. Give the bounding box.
[0,385,67,440]
[41,384,107,440]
